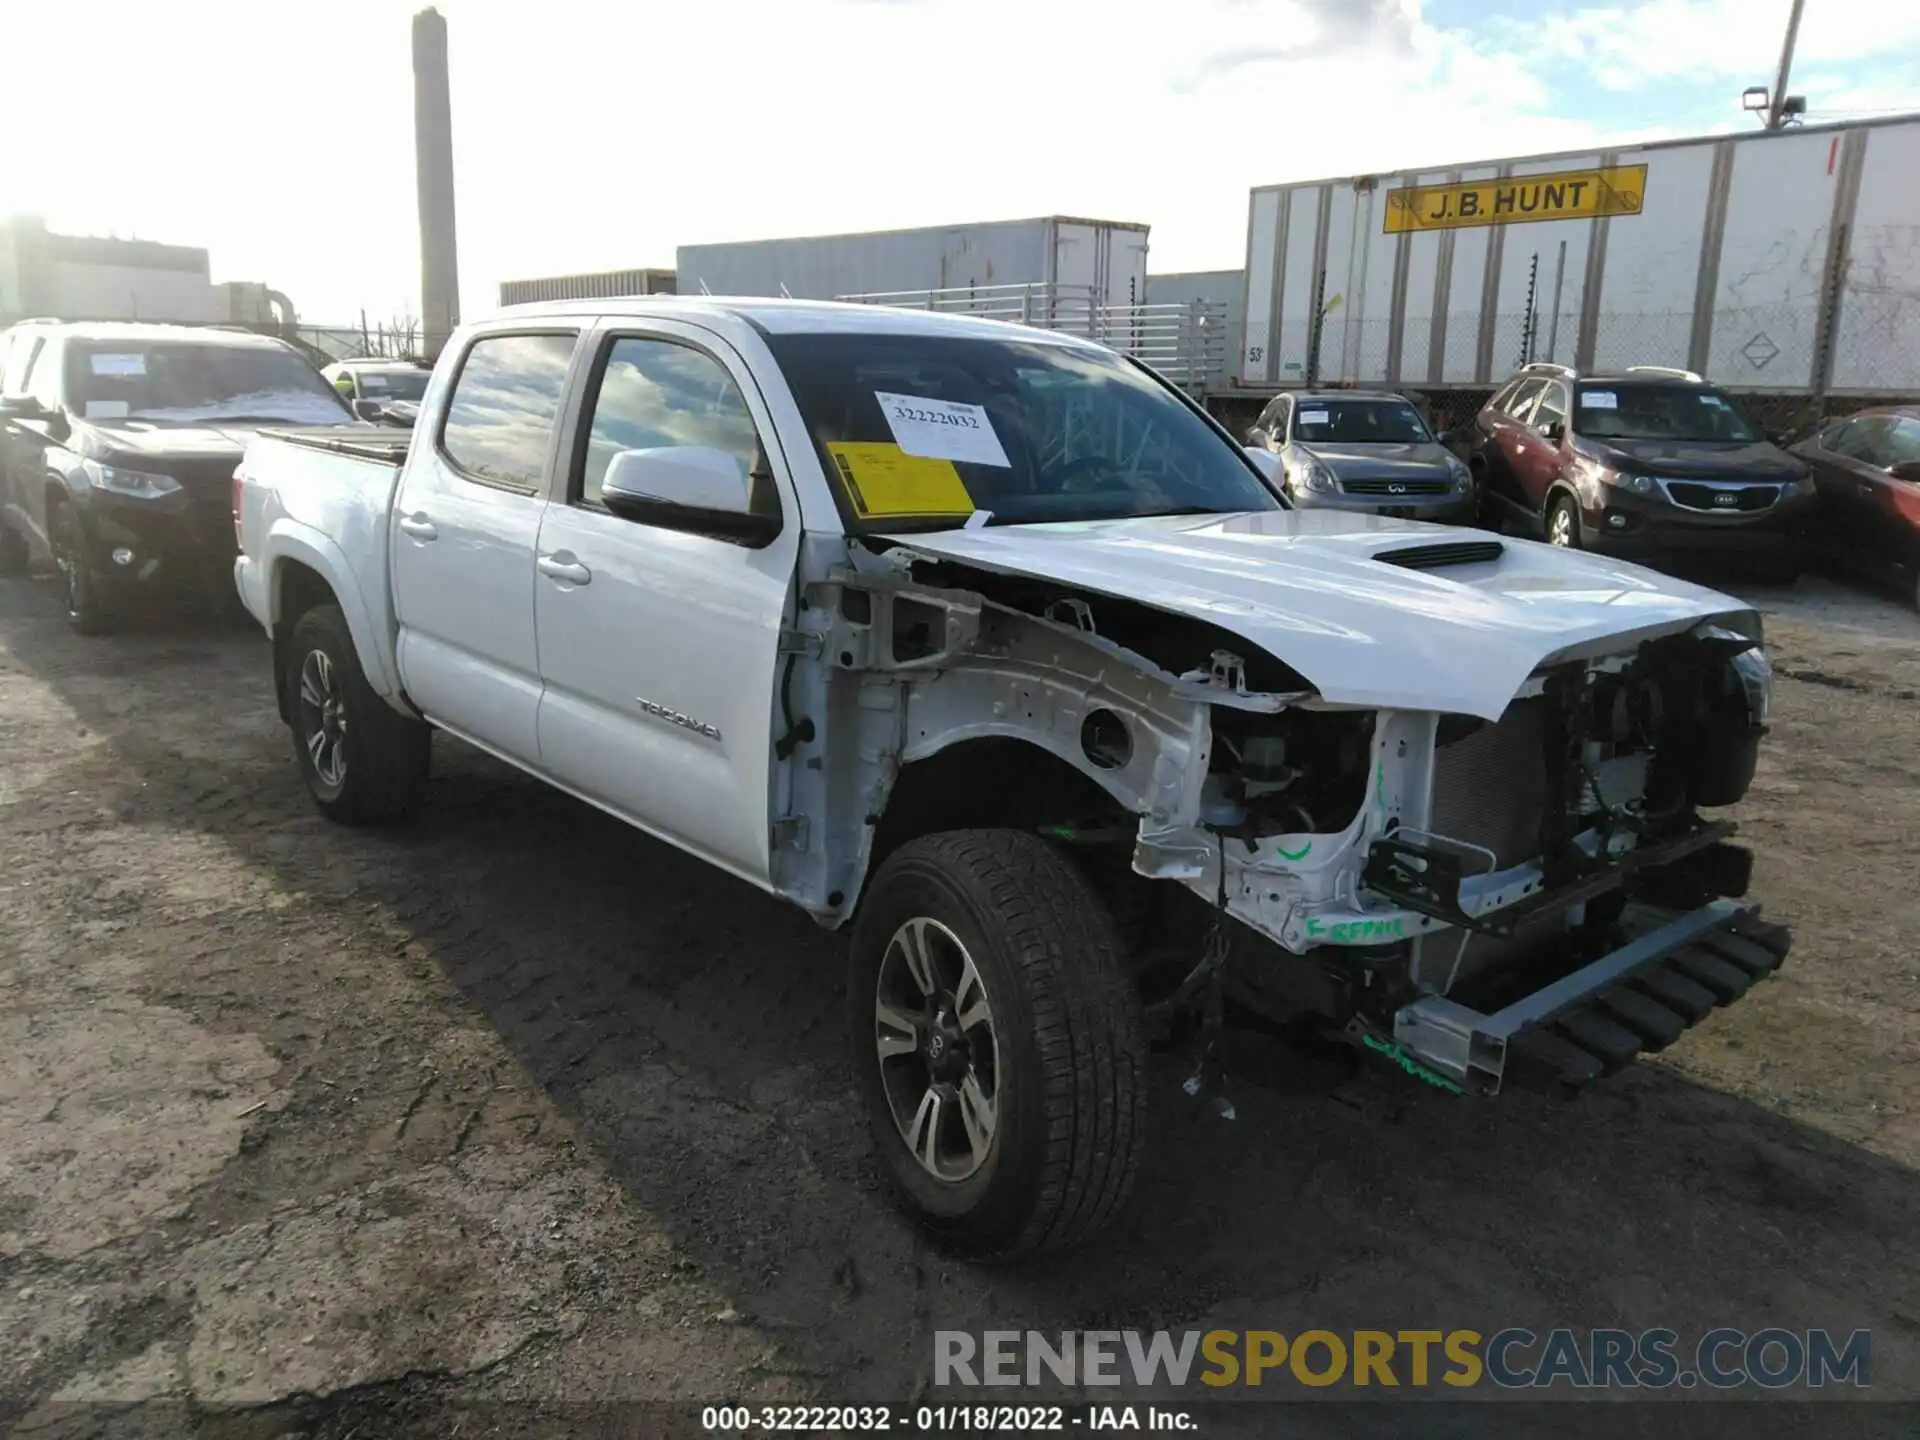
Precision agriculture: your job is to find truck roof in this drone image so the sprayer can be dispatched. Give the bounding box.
[493,295,1101,347]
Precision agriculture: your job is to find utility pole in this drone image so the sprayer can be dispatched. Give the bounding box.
[1764,0,1806,130]
[413,7,461,360]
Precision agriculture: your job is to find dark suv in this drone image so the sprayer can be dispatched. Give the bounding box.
[1464,363,1816,579]
[0,321,351,631]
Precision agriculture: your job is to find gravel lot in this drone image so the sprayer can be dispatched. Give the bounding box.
[1,567,1916,1435]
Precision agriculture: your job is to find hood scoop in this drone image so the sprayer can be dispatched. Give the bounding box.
[1376,539,1504,571]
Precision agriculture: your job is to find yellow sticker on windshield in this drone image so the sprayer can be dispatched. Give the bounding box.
[827,443,974,519]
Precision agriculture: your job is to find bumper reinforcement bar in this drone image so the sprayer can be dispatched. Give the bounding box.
[1392,898,1791,1094]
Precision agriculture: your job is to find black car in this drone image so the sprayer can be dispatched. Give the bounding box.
[1463,363,1817,579]
[0,321,352,631]
[1245,389,1477,523]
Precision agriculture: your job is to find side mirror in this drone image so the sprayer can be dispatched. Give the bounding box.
[352,398,386,422]
[1889,461,1920,484]
[600,446,779,546]
[1540,420,1565,443]
[1242,446,1283,483]
[0,394,49,421]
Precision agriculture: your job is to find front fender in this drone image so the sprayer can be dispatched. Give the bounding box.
[265,519,402,701]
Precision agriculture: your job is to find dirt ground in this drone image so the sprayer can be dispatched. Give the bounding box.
[1,566,1916,1436]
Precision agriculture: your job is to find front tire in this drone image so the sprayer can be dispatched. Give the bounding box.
[1546,493,1582,549]
[50,501,114,634]
[285,604,430,825]
[849,829,1147,1260]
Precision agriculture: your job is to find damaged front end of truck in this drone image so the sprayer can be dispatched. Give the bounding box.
[773,523,1791,1097]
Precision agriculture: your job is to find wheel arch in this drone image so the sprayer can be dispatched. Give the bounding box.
[870,735,1138,873]
[263,527,403,720]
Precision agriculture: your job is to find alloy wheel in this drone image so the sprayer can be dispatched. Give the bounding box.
[873,916,1000,1183]
[297,648,349,788]
[1549,504,1575,547]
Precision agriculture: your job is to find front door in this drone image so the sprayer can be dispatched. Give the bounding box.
[532,323,799,887]
[390,329,580,760]
[1481,378,1545,520]
[1515,379,1572,511]
[1808,416,1902,582]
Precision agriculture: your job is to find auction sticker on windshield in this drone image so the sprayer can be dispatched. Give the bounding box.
[90,353,147,376]
[875,392,1011,468]
[827,442,975,520]
[1582,390,1618,409]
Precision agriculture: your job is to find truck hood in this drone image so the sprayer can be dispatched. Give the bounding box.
[1297,440,1457,478]
[880,511,1753,720]
[1580,437,1806,481]
[80,419,279,465]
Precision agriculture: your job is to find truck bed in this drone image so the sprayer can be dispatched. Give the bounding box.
[257,425,414,466]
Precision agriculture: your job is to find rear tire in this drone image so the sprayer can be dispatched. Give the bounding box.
[0,522,27,577]
[849,829,1147,1260]
[50,501,113,634]
[285,603,430,825]
[1546,493,1582,549]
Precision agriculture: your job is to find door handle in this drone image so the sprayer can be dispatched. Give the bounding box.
[397,513,437,541]
[537,553,592,586]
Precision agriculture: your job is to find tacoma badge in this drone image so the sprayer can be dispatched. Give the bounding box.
[636,697,722,742]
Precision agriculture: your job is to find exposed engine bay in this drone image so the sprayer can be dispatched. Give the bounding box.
[771,530,1792,1097]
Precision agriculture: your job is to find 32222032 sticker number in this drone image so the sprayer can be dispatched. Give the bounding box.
[887,403,982,431]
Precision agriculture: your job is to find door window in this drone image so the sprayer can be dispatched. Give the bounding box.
[438,333,578,492]
[24,340,61,410]
[1531,383,1569,433]
[1829,417,1890,462]
[3,333,45,398]
[1875,417,1920,468]
[1502,378,1547,421]
[575,336,768,513]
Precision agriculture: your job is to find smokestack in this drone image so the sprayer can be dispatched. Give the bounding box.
[412,6,460,359]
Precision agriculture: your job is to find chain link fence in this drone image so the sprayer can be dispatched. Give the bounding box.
[1258,288,1918,428]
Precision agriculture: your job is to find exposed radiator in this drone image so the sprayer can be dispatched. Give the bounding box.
[1428,699,1549,869]
[1417,699,1555,991]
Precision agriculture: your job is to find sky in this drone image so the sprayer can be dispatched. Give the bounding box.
[3,0,1916,327]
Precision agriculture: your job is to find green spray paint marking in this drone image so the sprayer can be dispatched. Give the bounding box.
[1306,915,1405,944]
[1276,840,1312,861]
[1374,763,1389,822]
[1360,1033,1466,1095]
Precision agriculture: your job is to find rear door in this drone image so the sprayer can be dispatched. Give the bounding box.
[531,321,799,886]
[1482,378,1545,516]
[390,327,581,760]
[0,328,51,552]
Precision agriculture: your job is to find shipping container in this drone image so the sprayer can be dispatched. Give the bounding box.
[676,217,1151,311]
[1237,114,1920,396]
[1145,270,1246,391]
[498,267,676,308]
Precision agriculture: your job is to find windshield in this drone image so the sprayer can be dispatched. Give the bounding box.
[351,367,431,402]
[1575,383,1761,443]
[68,342,351,425]
[1292,398,1431,444]
[762,331,1282,530]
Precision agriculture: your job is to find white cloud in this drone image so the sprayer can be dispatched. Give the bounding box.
[0,0,1911,325]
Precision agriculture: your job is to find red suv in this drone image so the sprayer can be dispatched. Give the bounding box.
[1463,363,1817,580]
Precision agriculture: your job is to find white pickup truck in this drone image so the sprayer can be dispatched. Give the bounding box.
[234,298,1791,1257]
